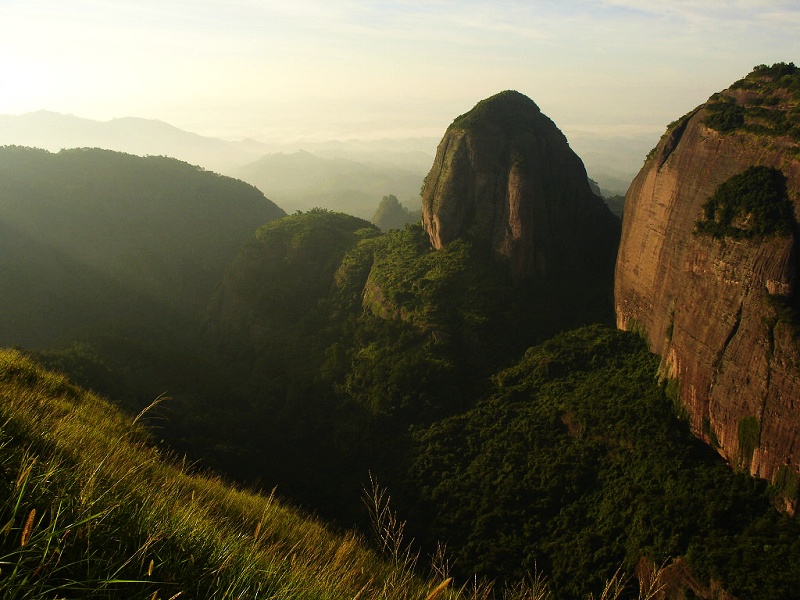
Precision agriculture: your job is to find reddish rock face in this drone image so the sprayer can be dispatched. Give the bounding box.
[615,65,800,497]
[421,90,619,284]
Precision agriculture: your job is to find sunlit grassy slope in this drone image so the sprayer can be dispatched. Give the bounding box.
[0,348,670,599]
[0,348,441,599]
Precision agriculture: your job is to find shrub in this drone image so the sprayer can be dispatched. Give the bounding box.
[695,166,794,239]
[704,101,745,133]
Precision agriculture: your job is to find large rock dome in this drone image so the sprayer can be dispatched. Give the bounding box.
[421,90,619,284]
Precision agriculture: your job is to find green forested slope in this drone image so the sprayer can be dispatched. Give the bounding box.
[406,326,800,599]
[194,210,800,598]
[0,146,284,347]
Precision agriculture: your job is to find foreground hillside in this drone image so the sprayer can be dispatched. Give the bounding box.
[2,348,688,599]
[0,348,442,599]
[9,328,800,599]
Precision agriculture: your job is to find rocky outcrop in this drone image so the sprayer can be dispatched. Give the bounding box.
[421,90,619,284]
[615,64,800,498]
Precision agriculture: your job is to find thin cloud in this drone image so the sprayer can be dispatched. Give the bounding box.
[602,0,800,26]
[1,0,798,143]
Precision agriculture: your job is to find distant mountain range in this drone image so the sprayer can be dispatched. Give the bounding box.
[0,110,265,172]
[231,150,424,218]
[0,111,641,214]
[0,111,434,218]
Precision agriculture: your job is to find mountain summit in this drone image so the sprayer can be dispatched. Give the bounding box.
[420,90,619,283]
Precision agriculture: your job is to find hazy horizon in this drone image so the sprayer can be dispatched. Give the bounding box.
[3,2,798,141]
[2,1,799,196]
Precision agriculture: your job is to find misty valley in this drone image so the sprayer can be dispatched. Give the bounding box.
[2,63,800,599]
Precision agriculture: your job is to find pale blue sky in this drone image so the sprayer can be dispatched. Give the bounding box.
[1,0,798,143]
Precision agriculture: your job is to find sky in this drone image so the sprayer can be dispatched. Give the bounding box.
[1,0,799,146]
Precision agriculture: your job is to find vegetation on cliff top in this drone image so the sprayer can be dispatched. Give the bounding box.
[449,90,545,135]
[704,62,800,140]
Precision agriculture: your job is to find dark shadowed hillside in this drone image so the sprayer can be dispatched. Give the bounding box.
[0,146,284,347]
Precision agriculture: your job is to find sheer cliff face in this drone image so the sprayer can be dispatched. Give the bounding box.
[421,91,619,284]
[615,65,800,495]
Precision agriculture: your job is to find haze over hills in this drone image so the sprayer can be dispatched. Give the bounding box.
[0,110,641,206]
[567,131,660,196]
[232,150,425,218]
[0,146,284,348]
[0,111,434,219]
[0,111,265,172]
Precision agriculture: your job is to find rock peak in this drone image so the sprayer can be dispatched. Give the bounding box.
[449,90,542,131]
[421,91,618,284]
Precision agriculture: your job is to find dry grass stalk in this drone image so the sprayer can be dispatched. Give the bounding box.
[590,567,627,600]
[637,560,668,600]
[504,571,552,600]
[20,507,36,546]
[131,393,169,427]
[351,578,373,600]
[425,576,453,600]
[15,458,35,490]
[430,541,452,582]
[459,575,494,600]
[362,473,417,570]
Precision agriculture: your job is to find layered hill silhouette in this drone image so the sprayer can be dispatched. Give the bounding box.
[0,111,433,220]
[0,111,633,220]
[0,111,264,172]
